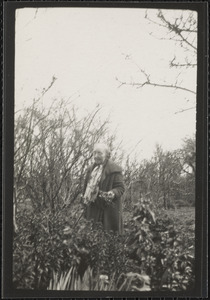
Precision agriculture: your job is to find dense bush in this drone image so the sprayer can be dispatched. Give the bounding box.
[54,215,128,283]
[13,195,195,291]
[13,201,128,290]
[124,199,195,291]
[13,206,73,289]
[13,197,195,291]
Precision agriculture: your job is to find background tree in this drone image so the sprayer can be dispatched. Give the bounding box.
[124,139,195,210]
[177,136,196,205]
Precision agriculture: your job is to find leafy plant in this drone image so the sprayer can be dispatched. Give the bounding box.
[48,266,77,290]
[13,206,73,289]
[48,266,151,291]
[13,185,195,292]
[62,217,128,281]
[125,199,195,291]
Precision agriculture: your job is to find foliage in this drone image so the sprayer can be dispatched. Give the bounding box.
[13,200,128,290]
[13,206,72,289]
[62,215,128,281]
[125,199,195,291]
[13,190,195,291]
[48,266,78,290]
[48,266,151,291]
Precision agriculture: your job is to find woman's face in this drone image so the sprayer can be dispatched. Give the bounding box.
[93,147,107,165]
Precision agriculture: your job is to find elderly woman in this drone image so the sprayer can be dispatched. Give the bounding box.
[83,143,125,234]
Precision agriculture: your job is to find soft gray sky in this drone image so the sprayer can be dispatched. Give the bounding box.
[15,7,197,160]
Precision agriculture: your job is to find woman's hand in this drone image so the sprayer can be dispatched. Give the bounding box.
[107,191,115,200]
[98,190,115,207]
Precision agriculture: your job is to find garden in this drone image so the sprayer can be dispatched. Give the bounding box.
[13,99,195,292]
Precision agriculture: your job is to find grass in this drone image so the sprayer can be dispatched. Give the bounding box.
[162,206,195,255]
[165,207,195,238]
[166,206,195,224]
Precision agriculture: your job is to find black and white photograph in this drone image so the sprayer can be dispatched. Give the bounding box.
[2,2,208,298]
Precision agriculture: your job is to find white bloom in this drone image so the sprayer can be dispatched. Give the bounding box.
[99,275,108,281]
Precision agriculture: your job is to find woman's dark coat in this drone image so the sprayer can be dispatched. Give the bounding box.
[83,159,125,234]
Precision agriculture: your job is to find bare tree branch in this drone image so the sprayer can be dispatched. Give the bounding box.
[174,106,196,114]
[170,56,196,68]
[116,76,196,95]
[145,9,197,51]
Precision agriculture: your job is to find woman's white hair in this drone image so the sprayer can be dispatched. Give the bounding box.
[93,143,111,157]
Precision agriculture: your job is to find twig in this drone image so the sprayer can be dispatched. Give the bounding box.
[174,106,196,114]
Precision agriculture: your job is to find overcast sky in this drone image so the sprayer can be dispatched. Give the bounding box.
[15,7,197,160]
